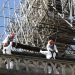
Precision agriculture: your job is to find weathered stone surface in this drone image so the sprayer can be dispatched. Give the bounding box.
[0,54,75,75]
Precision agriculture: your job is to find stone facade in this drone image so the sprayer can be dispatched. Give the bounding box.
[0,54,75,75]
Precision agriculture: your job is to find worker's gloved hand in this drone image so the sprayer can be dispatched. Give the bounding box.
[56,52,58,56]
[4,60,7,64]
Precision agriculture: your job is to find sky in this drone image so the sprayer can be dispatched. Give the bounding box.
[0,0,4,40]
[0,0,20,42]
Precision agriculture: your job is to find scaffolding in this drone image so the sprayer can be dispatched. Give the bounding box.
[0,0,75,49]
[0,0,20,42]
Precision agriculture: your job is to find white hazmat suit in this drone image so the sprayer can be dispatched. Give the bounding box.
[2,33,14,55]
[40,40,58,59]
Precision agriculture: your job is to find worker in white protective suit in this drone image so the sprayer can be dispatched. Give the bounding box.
[2,33,15,55]
[40,38,58,59]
